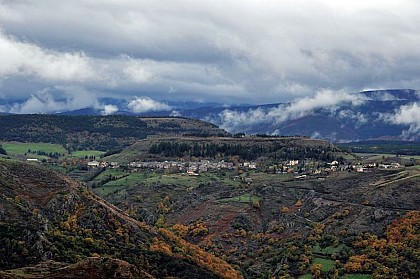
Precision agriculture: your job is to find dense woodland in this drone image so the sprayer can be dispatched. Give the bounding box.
[0,115,226,151]
[0,115,146,150]
[345,211,419,278]
[338,141,420,156]
[149,141,344,162]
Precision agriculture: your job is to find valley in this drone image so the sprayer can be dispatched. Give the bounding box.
[0,115,418,278]
[2,1,420,277]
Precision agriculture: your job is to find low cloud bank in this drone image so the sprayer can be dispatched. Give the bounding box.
[6,92,172,115]
[383,102,420,140]
[101,105,119,115]
[214,89,367,133]
[8,87,99,114]
[6,86,119,115]
[128,97,171,113]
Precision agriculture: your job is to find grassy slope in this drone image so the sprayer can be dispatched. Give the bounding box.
[93,170,242,197]
[71,150,106,158]
[2,142,67,155]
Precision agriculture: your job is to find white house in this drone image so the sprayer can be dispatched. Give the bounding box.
[87,160,100,168]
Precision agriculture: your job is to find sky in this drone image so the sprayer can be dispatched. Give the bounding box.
[1,0,420,113]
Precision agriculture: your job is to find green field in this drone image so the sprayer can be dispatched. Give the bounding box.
[94,183,129,196]
[71,150,106,158]
[1,142,67,160]
[2,142,67,155]
[93,169,126,181]
[93,170,243,197]
[104,173,144,187]
[104,171,239,188]
[313,243,347,255]
[312,258,335,272]
[99,169,239,186]
[1,142,108,160]
[249,173,293,183]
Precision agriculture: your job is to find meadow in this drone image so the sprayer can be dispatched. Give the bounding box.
[93,169,243,197]
[70,150,106,158]
[1,142,107,161]
[1,142,67,155]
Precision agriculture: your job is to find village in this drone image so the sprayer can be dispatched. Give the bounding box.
[84,157,405,179]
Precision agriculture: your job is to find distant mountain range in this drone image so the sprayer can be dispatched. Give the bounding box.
[178,89,420,142]
[2,89,419,142]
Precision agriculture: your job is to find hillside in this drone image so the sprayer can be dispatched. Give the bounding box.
[0,159,242,279]
[93,163,420,277]
[0,115,228,151]
[106,135,349,164]
[0,114,418,278]
[0,258,154,279]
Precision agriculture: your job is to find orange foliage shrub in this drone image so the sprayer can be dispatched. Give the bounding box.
[171,224,189,238]
[310,263,323,278]
[149,237,173,256]
[348,211,420,278]
[344,254,373,273]
[157,228,243,279]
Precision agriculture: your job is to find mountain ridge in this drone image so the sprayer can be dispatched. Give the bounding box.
[8,89,420,142]
[1,89,419,142]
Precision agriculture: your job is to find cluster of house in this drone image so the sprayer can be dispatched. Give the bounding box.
[277,160,404,177]
[86,157,405,177]
[87,160,120,168]
[355,162,402,173]
[127,160,257,175]
[272,160,342,175]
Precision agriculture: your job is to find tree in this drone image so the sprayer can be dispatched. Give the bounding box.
[310,263,323,279]
[0,145,7,155]
[348,211,420,278]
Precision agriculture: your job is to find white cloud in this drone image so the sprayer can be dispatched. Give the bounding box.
[0,31,96,82]
[101,104,119,115]
[0,28,242,103]
[1,1,420,104]
[123,58,153,83]
[9,86,99,114]
[310,131,322,139]
[215,89,367,132]
[384,102,420,139]
[170,110,181,117]
[0,4,23,23]
[127,97,171,113]
[337,110,368,128]
[10,93,61,114]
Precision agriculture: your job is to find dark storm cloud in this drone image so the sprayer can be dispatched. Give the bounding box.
[1,0,420,112]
